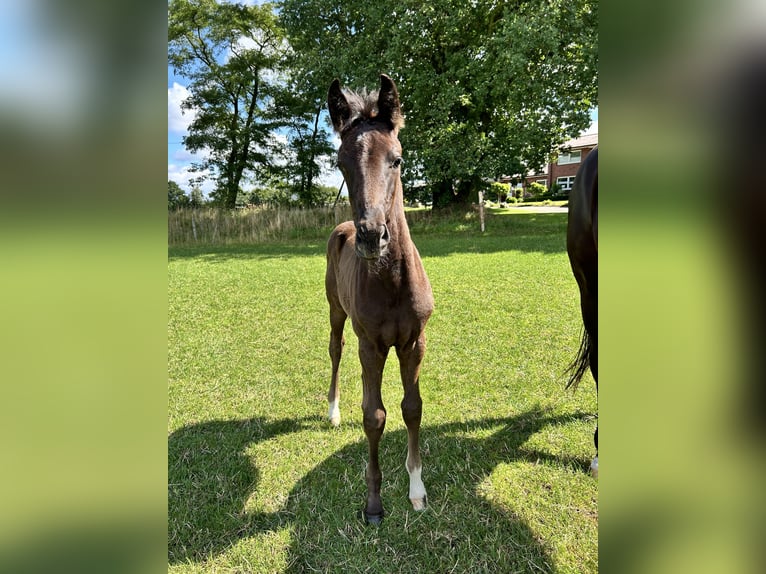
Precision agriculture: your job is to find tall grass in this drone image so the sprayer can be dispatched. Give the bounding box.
[168,205,554,246]
[168,206,353,245]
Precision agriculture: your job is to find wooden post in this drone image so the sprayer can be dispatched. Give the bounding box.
[478,190,485,232]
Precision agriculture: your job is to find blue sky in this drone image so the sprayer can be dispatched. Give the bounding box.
[168,68,215,194]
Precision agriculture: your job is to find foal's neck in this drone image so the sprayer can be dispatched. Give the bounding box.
[385,186,415,262]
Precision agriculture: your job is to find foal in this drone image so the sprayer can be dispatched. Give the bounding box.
[325,75,434,523]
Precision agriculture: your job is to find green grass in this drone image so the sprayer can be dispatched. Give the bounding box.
[169,212,597,573]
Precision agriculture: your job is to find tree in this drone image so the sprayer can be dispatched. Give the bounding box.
[488,181,510,203]
[266,82,337,207]
[168,180,190,210]
[190,187,205,208]
[279,0,597,208]
[168,0,288,209]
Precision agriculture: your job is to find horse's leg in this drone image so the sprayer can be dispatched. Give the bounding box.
[590,377,598,478]
[327,306,347,426]
[359,338,388,524]
[397,333,427,511]
[591,428,598,478]
[584,291,598,478]
[591,361,598,478]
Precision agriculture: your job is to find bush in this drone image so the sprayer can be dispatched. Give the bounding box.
[548,182,569,200]
[488,181,510,203]
[526,182,549,201]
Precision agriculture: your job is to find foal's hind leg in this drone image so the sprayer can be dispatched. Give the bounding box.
[586,309,598,478]
[397,333,427,511]
[591,359,598,478]
[327,307,346,426]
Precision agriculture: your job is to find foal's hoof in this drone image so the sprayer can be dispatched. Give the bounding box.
[590,456,598,479]
[360,509,384,525]
[328,402,341,427]
[410,497,427,511]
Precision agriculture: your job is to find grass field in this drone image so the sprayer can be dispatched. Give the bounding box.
[168,211,597,573]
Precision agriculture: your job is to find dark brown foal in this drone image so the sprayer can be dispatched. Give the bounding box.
[325,75,434,523]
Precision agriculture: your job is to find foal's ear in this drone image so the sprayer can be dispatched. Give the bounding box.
[328,79,351,133]
[377,74,403,131]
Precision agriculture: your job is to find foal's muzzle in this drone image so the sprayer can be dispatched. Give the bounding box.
[355,222,390,260]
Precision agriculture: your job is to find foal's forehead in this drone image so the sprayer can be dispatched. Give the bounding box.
[340,123,400,155]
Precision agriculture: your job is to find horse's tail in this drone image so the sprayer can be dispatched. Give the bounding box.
[565,327,592,390]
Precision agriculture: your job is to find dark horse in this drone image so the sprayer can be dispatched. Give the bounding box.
[566,146,598,478]
[325,75,434,524]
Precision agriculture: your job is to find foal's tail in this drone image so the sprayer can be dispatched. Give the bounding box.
[565,327,592,390]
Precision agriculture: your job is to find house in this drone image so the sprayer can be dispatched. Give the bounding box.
[522,133,598,195]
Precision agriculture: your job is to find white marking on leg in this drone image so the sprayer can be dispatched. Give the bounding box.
[407,464,427,510]
[328,400,341,426]
[590,456,598,479]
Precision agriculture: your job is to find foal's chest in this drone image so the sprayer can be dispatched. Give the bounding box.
[349,264,432,345]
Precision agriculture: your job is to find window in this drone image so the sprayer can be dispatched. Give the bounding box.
[557,176,576,191]
[536,179,547,186]
[557,150,582,165]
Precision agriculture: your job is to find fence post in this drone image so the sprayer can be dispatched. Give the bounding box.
[478,190,485,232]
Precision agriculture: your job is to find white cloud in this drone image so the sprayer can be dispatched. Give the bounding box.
[169,82,213,194]
[172,147,210,163]
[582,119,598,136]
[319,169,344,189]
[168,82,195,134]
[168,162,215,196]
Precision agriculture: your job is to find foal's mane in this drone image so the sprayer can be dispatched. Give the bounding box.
[339,88,405,134]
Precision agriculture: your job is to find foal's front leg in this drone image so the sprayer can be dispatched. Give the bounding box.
[397,333,427,511]
[327,307,347,426]
[359,338,388,524]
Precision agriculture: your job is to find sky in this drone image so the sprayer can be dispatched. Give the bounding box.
[167,71,214,195]
[168,68,599,196]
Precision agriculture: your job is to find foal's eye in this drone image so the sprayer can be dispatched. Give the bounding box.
[392,157,403,169]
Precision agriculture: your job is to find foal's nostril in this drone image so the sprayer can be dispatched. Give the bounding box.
[380,225,390,243]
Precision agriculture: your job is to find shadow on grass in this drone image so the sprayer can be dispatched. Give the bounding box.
[168,408,594,572]
[167,213,569,263]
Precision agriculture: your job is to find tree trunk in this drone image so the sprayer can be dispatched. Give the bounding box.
[454,179,475,205]
[225,177,239,209]
[432,178,479,210]
[431,180,454,210]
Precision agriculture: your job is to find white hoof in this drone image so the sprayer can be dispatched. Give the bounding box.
[410,497,426,511]
[328,400,341,426]
[590,456,598,478]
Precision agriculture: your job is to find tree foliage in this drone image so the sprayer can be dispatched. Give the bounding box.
[279,0,597,208]
[169,0,597,210]
[266,84,337,207]
[168,180,190,210]
[168,0,289,208]
[190,187,206,207]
